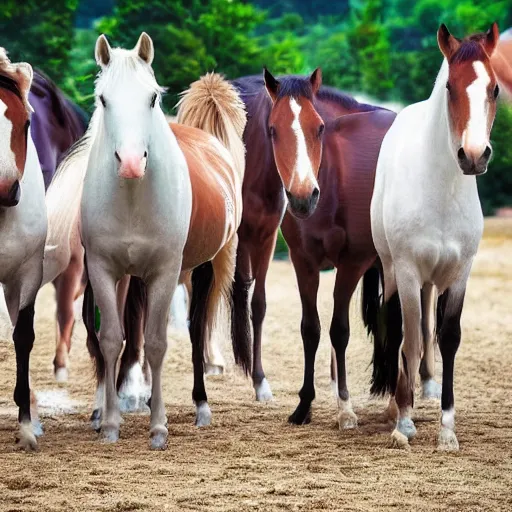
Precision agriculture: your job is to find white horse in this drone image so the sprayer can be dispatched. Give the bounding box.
[80,34,192,449]
[0,49,47,450]
[370,23,500,451]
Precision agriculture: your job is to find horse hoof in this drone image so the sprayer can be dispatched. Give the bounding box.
[437,427,459,452]
[397,417,417,440]
[338,410,358,430]
[205,363,224,376]
[90,409,102,432]
[195,401,212,427]
[32,420,44,437]
[16,422,38,452]
[255,378,273,402]
[150,425,168,450]
[54,367,68,383]
[391,428,411,450]
[101,426,119,444]
[288,404,312,425]
[422,379,442,400]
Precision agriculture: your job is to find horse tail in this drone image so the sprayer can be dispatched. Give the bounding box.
[42,111,97,287]
[176,72,247,181]
[364,261,403,396]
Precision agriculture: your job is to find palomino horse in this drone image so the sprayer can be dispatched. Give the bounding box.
[371,23,500,451]
[30,70,88,382]
[51,34,249,449]
[0,49,47,450]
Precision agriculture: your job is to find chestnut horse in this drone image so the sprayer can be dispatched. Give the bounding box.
[29,70,88,382]
[229,71,393,405]
[491,28,512,97]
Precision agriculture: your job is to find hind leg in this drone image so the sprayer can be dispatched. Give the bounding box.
[420,284,441,399]
[331,263,366,430]
[53,253,84,382]
[250,233,277,402]
[288,252,320,425]
[392,268,422,448]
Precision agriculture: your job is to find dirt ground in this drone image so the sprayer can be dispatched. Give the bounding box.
[0,228,511,511]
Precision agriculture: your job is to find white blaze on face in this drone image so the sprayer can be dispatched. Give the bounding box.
[0,99,17,175]
[462,61,491,155]
[289,98,318,188]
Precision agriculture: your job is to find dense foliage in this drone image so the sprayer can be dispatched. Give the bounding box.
[1,0,512,216]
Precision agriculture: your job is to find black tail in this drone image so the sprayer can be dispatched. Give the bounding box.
[230,267,252,376]
[117,277,147,391]
[362,262,403,396]
[83,279,104,384]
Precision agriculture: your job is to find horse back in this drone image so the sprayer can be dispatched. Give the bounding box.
[171,123,237,270]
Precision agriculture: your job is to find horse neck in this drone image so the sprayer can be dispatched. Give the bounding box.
[423,60,478,195]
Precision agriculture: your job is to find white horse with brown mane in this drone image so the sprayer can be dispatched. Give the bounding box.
[370,23,501,451]
[0,49,47,450]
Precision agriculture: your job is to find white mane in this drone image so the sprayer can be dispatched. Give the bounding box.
[0,47,33,113]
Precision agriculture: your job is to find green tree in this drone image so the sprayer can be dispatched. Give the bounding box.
[0,0,79,83]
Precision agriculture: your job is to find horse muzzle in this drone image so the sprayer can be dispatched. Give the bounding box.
[285,188,320,220]
[0,179,21,207]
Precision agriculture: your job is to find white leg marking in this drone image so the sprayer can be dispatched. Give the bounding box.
[18,421,37,451]
[422,378,442,399]
[438,408,459,451]
[119,362,150,413]
[337,397,358,430]
[254,378,273,402]
[55,367,69,383]
[195,401,212,427]
[289,98,318,188]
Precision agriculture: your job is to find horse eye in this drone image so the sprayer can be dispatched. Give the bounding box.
[99,94,106,108]
[318,124,325,137]
[150,93,157,108]
[269,126,275,139]
[493,84,500,100]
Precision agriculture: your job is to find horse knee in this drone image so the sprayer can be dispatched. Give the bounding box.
[301,316,320,344]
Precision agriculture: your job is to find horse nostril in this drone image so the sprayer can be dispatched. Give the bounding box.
[311,187,320,201]
[143,151,148,158]
[483,146,492,160]
[457,148,466,161]
[114,151,121,162]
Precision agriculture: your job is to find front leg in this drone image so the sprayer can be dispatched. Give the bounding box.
[288,252,320,425]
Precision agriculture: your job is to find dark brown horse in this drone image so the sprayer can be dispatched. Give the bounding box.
[230,70,391,404]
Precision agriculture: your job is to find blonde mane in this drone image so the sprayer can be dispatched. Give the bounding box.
[176,73,246,180]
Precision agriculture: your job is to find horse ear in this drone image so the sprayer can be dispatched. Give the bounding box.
[95,34,112,67]
[263,67,280,103]
[437,24,460,59]
[483,22,500,56]
[15,62,34,112]
[310,68,322,95]
[134,32,154,65]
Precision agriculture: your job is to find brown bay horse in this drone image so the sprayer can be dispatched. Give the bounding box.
[230,70,393,404]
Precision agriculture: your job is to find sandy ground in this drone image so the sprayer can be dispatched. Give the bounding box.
[0,231,511,511]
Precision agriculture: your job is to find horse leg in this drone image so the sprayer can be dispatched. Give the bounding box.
[116,276,149,412]
[144,272,177,450]
[52,253,84,382]
[436,273,468,452]
[288,253,320,425]
[419,284,441,399]
[87,264,123,443]
[251,232,278,401]
[331,264,365,430]
[391,268,422,448]
[330,347,338,397]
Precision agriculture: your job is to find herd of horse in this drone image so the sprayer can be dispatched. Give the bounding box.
[0,21,511,452]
